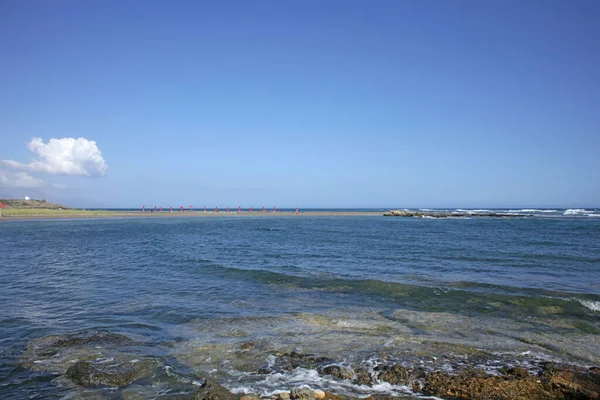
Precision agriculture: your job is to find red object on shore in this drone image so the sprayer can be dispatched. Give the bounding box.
[160,207,163,211]
[154,206,157,211]
[238,206,241,212]
[0,203,7,208]
[262,206,265,212]
[204,206,206,211]
[214,206,218,212]
[142,205,145,212]
[170,206,173,212]
[226,207,230,212]
[180,206,183,212]
[249,207,253,211]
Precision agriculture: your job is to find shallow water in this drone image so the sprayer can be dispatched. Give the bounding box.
[1,214,599,398]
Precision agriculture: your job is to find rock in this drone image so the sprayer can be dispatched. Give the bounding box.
[383,209,531,218]
[418,364,600,400]
[500,366,530,379]
[194,379,239,400]
[544,367,600,399]
[280,352,334,370]
[375,364,409,385]
[318,365,354,380]
[240,342,255,350]
[276,392,291,400]
[364,396,413,400]
[314,389,326,399]
[240,396,259,400]
[66,359,155,387]
[290,387,314,400]
[354,367,372,386]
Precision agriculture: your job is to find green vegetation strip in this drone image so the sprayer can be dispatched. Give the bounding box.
[1,208,115,217]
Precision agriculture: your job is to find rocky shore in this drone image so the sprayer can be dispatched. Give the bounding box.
[20,330,600,400]
[0,198,70,209]
[383,210,531,218]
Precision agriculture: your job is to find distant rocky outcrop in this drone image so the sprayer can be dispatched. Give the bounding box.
[0,198,70,209]
[383,209,530,218]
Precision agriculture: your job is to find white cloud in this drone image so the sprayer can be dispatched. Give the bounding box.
[0,169,45,188]
[2,137,108,176]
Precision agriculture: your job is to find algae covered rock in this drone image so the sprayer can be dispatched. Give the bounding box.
[318,365,354,380]
[194,379,240,400]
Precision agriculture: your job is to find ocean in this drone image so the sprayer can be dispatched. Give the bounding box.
[1,209,599,398]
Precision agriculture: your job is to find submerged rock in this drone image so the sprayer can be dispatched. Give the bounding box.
[194,379,240,400]
[66,358,155,387]
[279,351,334,371]
[25,330,133,359]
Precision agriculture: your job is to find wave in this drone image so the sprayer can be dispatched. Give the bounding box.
[228,367,421,398]
[200,265,600,317]
[507,209,558,213]
[576,299,600,312]
[564,209,592,215]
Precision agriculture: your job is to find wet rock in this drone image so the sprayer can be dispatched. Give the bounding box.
[375,364,409,385]
[318,365,354,380]
[66,358,155,387]
[500,366,530,379]
[194,379,240,400]
[290,387,314,400]
[240,342,255,350]
[364,396,414,400]
[322,393,345,400]
[280,352,334,370]
[276,392,291,400]
[543,366,600,399]
[417,364,600,400]
[354,367,372,386]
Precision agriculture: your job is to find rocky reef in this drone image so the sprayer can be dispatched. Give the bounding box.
[19,330,600,399]
[383,210,531,218]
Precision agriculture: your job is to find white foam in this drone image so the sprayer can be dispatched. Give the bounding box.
[587,214,600,217]
[577,299,600,312]
[508,209,557,213]
[564,209,590,215]
[227,367,440,399]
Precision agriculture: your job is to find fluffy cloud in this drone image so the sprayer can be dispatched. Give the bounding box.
[3,137,107,176]
[0,169,45,188]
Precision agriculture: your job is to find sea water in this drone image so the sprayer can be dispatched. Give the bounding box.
[1,212,599,398]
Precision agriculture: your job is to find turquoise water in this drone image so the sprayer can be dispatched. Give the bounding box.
[1,213,599,398]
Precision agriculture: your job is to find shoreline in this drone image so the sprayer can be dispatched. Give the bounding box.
[0,211,383,221]
[21,330,600,400]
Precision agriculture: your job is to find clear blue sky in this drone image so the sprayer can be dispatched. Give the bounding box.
[1,0,599,208]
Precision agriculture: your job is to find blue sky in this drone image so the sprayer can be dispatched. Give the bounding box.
[1,0,599,208]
